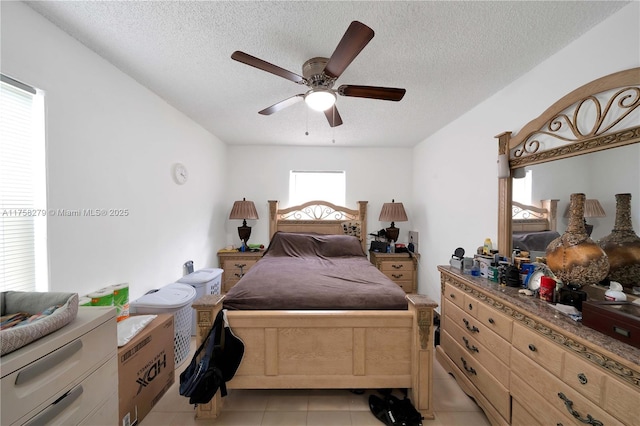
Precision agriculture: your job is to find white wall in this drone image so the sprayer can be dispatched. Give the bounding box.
[1,2,228,301]
[412,3,640,305]
[225,146,414,248]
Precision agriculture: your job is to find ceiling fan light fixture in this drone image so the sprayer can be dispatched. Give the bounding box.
[304,89,336,111]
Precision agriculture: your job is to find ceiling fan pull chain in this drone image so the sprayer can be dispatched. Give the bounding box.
[305,106,309,136]
[332,107,336,143]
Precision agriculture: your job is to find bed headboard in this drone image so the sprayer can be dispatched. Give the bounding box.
[496,67,640,255]
[268,200,368,252]
[512,199,558,233]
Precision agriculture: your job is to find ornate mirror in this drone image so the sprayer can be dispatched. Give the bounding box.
[496,67,640,290]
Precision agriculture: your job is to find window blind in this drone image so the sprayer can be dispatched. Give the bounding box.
[0,76,43,292]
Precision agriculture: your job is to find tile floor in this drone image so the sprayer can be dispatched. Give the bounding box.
[142,339,490,426]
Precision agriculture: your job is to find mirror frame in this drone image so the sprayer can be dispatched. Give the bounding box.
[496,67,640,256]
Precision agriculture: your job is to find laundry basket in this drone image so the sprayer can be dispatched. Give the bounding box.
[129,283,197,366]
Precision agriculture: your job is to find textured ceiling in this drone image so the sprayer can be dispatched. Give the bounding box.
[25,1,628,147]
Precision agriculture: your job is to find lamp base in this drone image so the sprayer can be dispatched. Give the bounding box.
[385,226,399,243]
[238,221,252,249]
[585,223,594,237]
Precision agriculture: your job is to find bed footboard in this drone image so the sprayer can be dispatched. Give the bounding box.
[192,294,437,420]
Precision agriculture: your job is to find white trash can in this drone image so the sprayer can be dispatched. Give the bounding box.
[129,283,197,366]
[176,268,223,335]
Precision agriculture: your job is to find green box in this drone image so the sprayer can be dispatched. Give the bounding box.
[487,266,499,282]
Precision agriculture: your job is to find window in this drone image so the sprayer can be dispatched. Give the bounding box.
[512,169,533,219]
[289,170,346,206]
[0,75,47,292]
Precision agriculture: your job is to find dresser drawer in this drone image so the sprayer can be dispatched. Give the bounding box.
[393,280,414,293]
[221,258,259,291]
[442,329,510,421]
[378,259,414,273]
[16,355,117,426]
[382,267,415,281]
[561,350,606,405]
[442,323,509,387]
[222,258,258,278]
[512,322,564,377]
[444,301,510,364]
[511,372,572,426]
[443,283,466,310]
[511,397,542,426]
[602,372,640,426]
[476,302,512,342]
[462,294,479,319]
[511,348,620,426]
[1,317,116,426]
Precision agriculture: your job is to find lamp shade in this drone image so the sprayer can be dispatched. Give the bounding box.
[564,199,606,218]
[379,200,408,222]
[229,198,259,220]
[304,89,336,112]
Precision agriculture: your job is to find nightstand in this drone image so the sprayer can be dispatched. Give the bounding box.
[369,251,419,293]
[217,250,264,293]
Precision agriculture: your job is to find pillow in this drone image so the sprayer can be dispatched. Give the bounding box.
[265,232,365,258]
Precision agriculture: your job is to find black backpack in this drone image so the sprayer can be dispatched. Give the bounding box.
[179,309,244,405]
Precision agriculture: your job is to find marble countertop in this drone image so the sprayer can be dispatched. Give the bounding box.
[438,266,640,368]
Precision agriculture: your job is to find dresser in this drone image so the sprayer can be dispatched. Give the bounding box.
[218,250,264,292]
[436,266,640,426]
[369,251,419,293]
[1,307,118,426]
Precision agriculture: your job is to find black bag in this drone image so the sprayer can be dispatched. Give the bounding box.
[179,309,244,405]
[369,392,423,426]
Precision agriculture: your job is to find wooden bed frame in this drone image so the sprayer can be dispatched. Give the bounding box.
[193,200,438,420]
[512,199,558,233]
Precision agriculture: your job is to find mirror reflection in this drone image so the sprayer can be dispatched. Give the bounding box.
[513,143,639,239]
[511,142,640,293]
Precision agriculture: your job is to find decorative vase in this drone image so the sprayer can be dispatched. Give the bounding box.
[598,193,640,290]
[546,193,609,287]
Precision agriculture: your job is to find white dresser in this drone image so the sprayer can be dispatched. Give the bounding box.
[1,307,118,426]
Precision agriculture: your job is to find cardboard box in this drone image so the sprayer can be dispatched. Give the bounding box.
[118,314,175,426]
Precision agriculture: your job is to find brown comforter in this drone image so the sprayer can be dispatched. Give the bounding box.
[223,232,408,310]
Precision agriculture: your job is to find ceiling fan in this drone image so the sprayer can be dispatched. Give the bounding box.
[231,21,406,127]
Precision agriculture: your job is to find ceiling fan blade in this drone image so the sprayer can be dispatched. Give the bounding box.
[232,51,305,84]
[258,95,304,115]
[338,85,406,101]
[323,21,374,79]
[324,105,343,127]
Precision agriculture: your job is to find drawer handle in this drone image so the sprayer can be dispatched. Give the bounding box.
[24,385,84,426]
[15,340,83,385]
[578,373,588,385]
[462,336,479,353]
[392,264,404,269]
[449,293,455,299]
[462,318,479,333]
[557,392,603,426]
[392,273,404,279]
[460,357,477,375]
[467,303,473,311]
[528,344,536,352]
[488,318,495,324]
[234,263,246,278]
